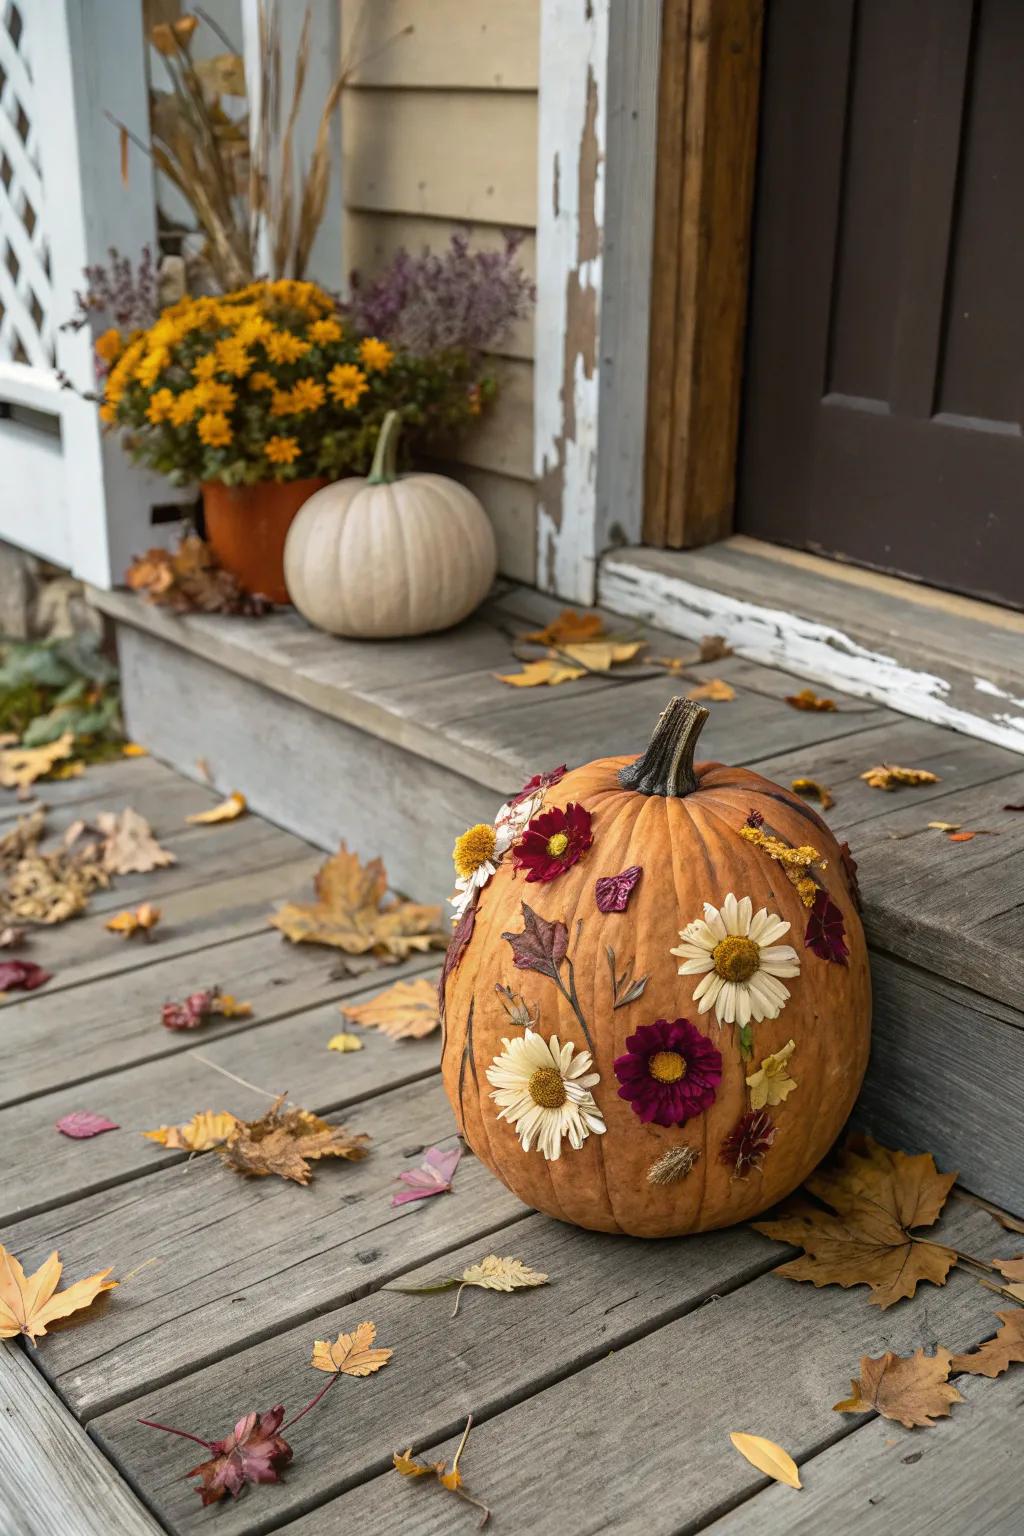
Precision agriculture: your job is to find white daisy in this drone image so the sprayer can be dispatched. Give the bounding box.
[669,891,801,1027]
[448,818,516,922]
[486,1028,606,1161]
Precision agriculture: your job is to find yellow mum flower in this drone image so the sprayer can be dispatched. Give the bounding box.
[146,388,175,425]
[149,316,181,350]
[192,353,219,382]
[136,347,170,388]
[328,363,369,409]
[194,379,236,412]
[168,389,199,427]
[358,337,394,373]
[197,412,232,448]
[309,317,343,346]
[98,401,117,424]
[289,377,326,414]
[250,371,276,391]
[270,389,295,418]
[95,328,122,364]
[264,434,300,466]
[214,337,253,378]
[264,331,312,365]
[235,313,273,346]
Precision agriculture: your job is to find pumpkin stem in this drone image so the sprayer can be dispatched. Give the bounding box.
[618,697,709,798]
[367,409,402,485]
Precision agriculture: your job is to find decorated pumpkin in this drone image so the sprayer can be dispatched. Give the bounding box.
[440,697,870,1237]
[283,409,497,637]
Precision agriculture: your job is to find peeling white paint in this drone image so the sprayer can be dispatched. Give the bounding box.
[600,552,1024,756]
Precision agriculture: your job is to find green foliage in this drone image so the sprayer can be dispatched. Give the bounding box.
[0,637,122,753]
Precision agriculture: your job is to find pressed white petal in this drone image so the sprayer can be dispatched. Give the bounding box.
[735,984,752,1028]
[759,943,800,967]
[757,916,792,946]
[736,895,753,934]
[684,919,718,952]
[702,903,728,941]
[722,893,740,934]
[583,1109,607,1133]
[676,955,716,976]
[748,907,771,943]
[717,980,738,1023]
[692,972,716,1001]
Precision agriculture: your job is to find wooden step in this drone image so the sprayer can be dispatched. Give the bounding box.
[90,583,1024,1210]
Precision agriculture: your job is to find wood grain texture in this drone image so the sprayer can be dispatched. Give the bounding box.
[278,1203,1012,1536]
[341,0,539,90]
[644,0,764,548]
[0,1343,163,1536]
[703,1369,1023,1535]
[13,1077,524,1419]
[91,1214,783,1535]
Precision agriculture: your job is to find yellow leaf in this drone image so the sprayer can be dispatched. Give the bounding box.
[834,1348,964,1428]
[310,1320,393,1376]
[215,993,252,1019]
[746,1040,798,1110]
[861,764,940,791]
[729,1433,802,1489]
[394,1449,434,1478]
[0,1246,117,1345]
[519,609,604,646]
[688,678,735,702]
[105,902,161,939]
[496,658,587,688]
[458,1254,548,1293]
[328,1032,364,1052]
[437,1468,463,1492]
[270,844,446,963]
[558,638,645,671]
[144,1110,239,1152]
[122,742,148,757]
[951,1309,1024,1378]
[187,791,247,825]
[785,687,836,712]
[927,821,961,832]
[791,777,835,811]
[341,977,440,1040]
[0,732,76,791]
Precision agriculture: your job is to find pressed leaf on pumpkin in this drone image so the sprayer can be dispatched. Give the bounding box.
[218,1094,370,1185]
[753,1136,958,1309]
[0,1245,116,1343]
[340,976,440,1040]
[834,1348,964,1428]
[270,844,446,966]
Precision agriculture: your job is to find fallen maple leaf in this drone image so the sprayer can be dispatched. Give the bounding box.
[687,678,735,702]
[218,1094,370,1185]
[310,1320,393,1376]
[187,1408,291,1505]
[753,1136,958,1309]
[340,976,440,1040]
[392,1145,462,1207]
[96,808,175,874]
[126,534,271,618]
[834,1348,964,1428]
[785,687,836,712]
[520,609,604,646]
[391,1253,549,1316]
[56,1111,119,1139]
[0,1245,116,1343]
[270,844,446,965]
[791,776,834,810]
[144,1110,240,1152]
[950,1309,1024,1378]
[0,732,75,793]
[186,791,248,825]
[992,1255,1024,1282]
[729,1432,802,1489]
[559,638,645,671]
[327,1031,363,1052]
[495,658,586,688]
[106,902,161,939]
[861,764,940,791]
[394,1414,490,1526]
[0,959,52,992]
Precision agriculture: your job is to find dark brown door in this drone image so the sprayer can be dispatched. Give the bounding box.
[737,0,1024,607]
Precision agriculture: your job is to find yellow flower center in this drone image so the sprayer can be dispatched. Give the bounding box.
[528,1066,567,1109]
[649,1050,687,1084]
[712,934,761,982]
[546,831,569,857]
[452,823,497,879]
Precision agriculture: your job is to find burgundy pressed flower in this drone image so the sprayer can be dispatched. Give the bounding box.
[720,1108,777,1177]
[512,802,592,883]
[805,888,849,965]
[614,1018,722,1128]
[188,1407,293,1505]
[510,764,567,806]
[745,808,765,829]
[595,865,642,914]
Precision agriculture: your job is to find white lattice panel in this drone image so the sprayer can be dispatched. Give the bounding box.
[0,0,54,368]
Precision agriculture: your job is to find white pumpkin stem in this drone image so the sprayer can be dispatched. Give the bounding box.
[367,409,402,485]
[618,697,709,798]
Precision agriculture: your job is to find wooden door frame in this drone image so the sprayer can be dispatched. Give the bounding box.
[643,0,764,550]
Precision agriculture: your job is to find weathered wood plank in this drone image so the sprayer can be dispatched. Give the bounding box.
[279,1202,1012,1536]
[0,1342,163,1536]
[0,752,198,824]
[92,1214,783,1536]
[342,0,539,90]
[702,1369,1023,1535]
[857,955,1024,1214]
[11,1078,525,1419]
[0,936,437,1109]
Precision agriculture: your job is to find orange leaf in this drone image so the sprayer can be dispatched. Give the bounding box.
[785,687,836,712]
[950,1310,1024,1378]
[340,977,440,1040]
[861,764,941,791]
[687,678,735,702]
[519,609,604,646]
[144,1110,239,1152]
[834,1348,963,1428]
[186,791,247,825]
[310,1320,393,1376]
[270,844,446,965]
[105,902,161,939]
[0,1245,116,1344]
[791,777,835,811]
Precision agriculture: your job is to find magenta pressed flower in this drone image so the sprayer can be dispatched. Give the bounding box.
[720,1108,777,1177]
[804,888,849,965]
[613,1018,722,1127]
[512,802,593,883]
[595,865,642,913]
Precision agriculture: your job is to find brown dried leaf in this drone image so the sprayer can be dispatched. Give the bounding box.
[496,658,587,688]
[861,764,941,791]
[310,1320,393,1376]
[688,678,736,702]
[125,536,271,617]
[106,903,161,940]
[270,844,446,963]
[218,1094,370,1185]
[992,1255,1024,1282]
[753,1136,958,1309]
[785,687,837,712]
[186,792,247,825]
[0,733,76,793]
[96,809,176,874]
[699,635,733,662]
[950,1310,1024,1378]
[834,1348,963,1428]
[519,609,604,646]
[341,977,440,1040]
[144,1110,240,1152]
[791,777,834,810]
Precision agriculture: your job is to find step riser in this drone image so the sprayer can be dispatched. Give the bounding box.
[116,620,1023,1216]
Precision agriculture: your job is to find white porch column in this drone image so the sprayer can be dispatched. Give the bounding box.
[534,0,662,603]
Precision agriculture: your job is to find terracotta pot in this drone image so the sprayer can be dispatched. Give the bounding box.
[202,478,328,603]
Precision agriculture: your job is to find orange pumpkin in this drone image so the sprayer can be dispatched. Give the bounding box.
[440,698,870,1237]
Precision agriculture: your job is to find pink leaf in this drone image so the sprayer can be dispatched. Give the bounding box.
[56,1111,120,1139]
[0,959,52,992]
[391,1144,462,1206]
[595,865,643,913]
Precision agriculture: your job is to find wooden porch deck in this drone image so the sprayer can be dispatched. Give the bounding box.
[2,721,1021,1533]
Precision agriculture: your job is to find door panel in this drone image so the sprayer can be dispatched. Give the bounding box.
[738,0,1024,607]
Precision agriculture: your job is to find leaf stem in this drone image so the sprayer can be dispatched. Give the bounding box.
[453,1485,491,1528]
[138,1418,214,1450]
[281,1368,340,1432]
[450,1413,473,1475]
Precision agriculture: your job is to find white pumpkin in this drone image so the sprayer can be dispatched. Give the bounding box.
[284,410,498,637]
